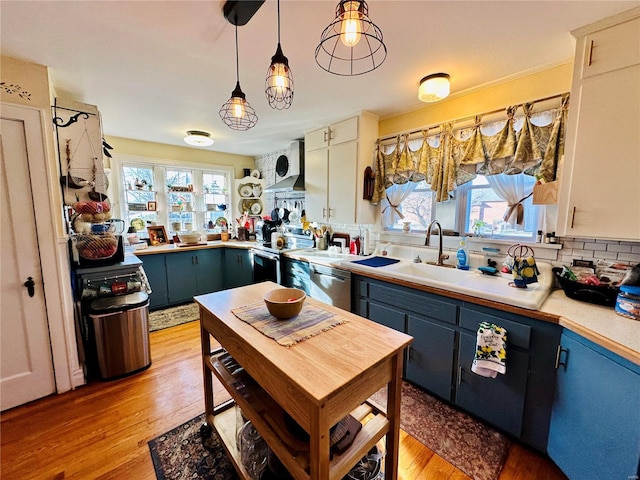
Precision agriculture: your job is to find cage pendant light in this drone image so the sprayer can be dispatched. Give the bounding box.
[265,0,293,109]
[315,0,387,76]
[220,24,258,130]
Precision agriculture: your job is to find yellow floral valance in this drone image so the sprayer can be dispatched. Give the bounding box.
[372,94,569,204]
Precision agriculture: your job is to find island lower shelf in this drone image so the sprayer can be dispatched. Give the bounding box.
[205,350,390,480]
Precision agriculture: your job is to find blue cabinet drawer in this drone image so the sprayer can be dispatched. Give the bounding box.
[459,307,531,350]
[369,301,405,332]
[370,282,458,324]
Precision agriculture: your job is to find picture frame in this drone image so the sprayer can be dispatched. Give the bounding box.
[147,201,157,211]
[147,225,168,246]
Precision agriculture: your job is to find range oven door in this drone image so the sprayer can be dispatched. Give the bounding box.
[251,249,281,285]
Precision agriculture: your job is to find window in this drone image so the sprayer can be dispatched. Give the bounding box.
[115,157,232,239]
[387,174,541,241]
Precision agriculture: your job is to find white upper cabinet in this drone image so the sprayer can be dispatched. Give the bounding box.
[557,8,640,240]
[305,113,378,225]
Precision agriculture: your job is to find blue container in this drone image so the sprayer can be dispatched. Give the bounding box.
[615,285,640,320]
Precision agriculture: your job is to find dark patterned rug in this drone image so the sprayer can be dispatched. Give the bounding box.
[149,302,200,332]
[149,413,238,480]
[149,383,511,480]
[369,382,511,480]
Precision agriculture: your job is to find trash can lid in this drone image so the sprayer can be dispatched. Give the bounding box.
[89,291,149,314]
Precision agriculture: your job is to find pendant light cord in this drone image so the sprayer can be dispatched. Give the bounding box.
[277,0,281,44]
[234,23,240,83]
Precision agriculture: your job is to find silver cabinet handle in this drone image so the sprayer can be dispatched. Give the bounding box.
[458,366,463,386]
[555,345,568,370]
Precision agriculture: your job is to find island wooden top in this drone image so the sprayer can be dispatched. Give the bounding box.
[195,281,413,409]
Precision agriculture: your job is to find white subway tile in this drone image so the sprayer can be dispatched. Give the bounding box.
[607,244,632,253]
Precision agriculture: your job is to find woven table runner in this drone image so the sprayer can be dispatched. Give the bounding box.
[231,302,348,347]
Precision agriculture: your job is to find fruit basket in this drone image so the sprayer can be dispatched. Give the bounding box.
[73,232,119,260]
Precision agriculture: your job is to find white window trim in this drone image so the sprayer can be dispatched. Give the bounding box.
[111,154,235,233]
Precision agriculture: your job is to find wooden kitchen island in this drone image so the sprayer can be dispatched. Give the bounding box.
[195,281,412,480]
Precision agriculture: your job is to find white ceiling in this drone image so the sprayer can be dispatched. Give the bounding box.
[2,1,638,157]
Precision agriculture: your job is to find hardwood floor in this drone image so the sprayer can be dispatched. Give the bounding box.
[1,321,567,480]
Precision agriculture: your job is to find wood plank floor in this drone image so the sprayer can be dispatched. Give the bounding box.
[1,320,567,480]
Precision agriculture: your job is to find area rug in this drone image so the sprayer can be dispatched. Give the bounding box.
[369,381,511,480]
[149,302,200,332]
[149,413,238,480]
[149,382,511,480]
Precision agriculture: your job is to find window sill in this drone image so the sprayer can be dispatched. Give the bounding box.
[467,237,563,250]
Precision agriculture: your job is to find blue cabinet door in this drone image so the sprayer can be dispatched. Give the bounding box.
[224,249,253,289]
[456,330,529,438]
[406,315,456,402]
[140,254,168,310]
[548,330,640,480]
[165,251,198,304]
[197,249,224,294]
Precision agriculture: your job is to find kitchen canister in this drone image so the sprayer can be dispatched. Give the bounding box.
[615,285,640,320]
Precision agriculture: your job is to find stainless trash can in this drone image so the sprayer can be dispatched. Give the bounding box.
[88,291,151,380]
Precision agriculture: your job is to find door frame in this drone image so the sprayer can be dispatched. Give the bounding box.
[2,102,82,394]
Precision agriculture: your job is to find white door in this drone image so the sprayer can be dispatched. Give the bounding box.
[1,116,56,411]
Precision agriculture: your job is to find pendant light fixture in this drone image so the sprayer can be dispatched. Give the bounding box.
[418,73,451,103]
[315,0,387,76]
[220,23,258,131]
[184,130,214,147]
[265,0,293,109]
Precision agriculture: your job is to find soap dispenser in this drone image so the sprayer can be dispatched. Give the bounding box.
[456,236,470,270]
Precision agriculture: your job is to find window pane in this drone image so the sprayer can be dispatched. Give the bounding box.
[467,186,505,232]
[389,181,434,230]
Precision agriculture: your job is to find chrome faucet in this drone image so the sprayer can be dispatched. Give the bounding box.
[425,220,450,267]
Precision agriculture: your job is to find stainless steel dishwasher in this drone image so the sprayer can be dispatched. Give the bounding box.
[308,263,351,311]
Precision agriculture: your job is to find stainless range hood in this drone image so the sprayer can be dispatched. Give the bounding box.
[265,141,305,193]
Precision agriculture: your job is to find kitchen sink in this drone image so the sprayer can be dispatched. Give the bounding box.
[382,262,470,283]
[344,246,554,310]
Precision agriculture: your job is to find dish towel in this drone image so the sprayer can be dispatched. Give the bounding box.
[471,322,507,378]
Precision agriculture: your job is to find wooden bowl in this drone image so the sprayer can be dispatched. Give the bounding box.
[263,288,306,319]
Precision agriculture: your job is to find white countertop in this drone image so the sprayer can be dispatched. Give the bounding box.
[541,289,639,363]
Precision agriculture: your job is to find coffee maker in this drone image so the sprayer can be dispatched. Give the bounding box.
[255,220,278,245]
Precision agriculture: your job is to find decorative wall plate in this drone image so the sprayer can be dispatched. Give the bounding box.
[238,184,253,197]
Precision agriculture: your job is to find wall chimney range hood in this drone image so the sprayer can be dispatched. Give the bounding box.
[265,141,305,192]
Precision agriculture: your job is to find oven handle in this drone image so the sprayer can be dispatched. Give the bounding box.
[250,249,281,262]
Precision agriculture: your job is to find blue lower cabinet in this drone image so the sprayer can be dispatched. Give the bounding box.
[352,274,561,453]
[197,249,223,294]
[140,254,169,310]
[165,252,199,304]
[224,249,253,289]
[548,330,640,480]
[282,258,310,294]
[406,315,456,402]
[456,330,529,438]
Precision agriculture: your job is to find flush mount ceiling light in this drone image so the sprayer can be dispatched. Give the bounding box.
[315,0,387,76]
[265,0,293,109]
[184,130,214,147]
[418,73,451,103]
[219,23,258,131]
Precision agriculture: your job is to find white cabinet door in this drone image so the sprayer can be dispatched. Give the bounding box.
[329,117,358,146]
[581,17,640,78]
[305,148,329,221]
[328,141,358,224]
[305,127,329,152]
[559,64,640,240]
